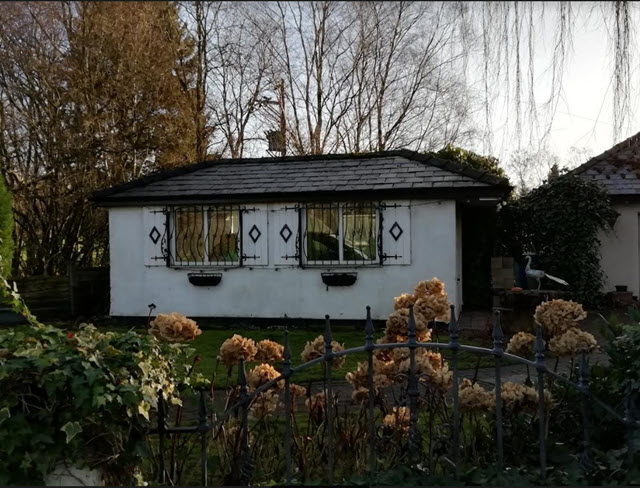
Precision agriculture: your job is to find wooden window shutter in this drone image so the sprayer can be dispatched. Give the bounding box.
[380,202,411,265]
[272,205,300,266]
[143,206,168,266]
[240,205,268,266]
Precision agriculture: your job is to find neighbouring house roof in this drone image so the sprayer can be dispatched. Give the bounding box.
[92,150,511,205]
[570,131,640,196]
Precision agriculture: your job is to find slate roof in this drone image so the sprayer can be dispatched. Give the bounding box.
[92,150,510,204]
[570,131,640,196]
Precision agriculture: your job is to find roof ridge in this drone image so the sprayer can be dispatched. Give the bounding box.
[569,130,640,176]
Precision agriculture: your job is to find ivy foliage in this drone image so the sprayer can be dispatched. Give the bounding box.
[497,174,619,303]
[431,144,507,179]
[0,322,206,485]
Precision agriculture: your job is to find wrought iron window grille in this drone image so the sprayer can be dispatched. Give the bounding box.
[167,205,242,267]
[302,202,380,266]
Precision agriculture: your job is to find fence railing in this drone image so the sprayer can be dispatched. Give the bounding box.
[154,305,639,486]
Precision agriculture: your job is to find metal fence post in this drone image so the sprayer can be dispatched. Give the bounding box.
[364,306,376,479]
[238,359,251,484]
[492,310,504,472]
[157,388,166,485]
[534,325,547,479]
[578,352,593,472]
[407,307,421,466]
[324,315,335,485]
[198,389,209,486]
[283,331,293,484]
[449,305,460,479]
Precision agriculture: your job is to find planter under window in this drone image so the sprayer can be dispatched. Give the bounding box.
[188,272,222,287]
[321,272,357,287]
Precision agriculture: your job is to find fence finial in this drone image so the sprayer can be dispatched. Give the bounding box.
[407,306,417,343]
[324,314,333,345]
[365,306,375,349]
[449,305,458,343]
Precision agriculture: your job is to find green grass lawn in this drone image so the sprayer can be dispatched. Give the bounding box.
[186,327,496,387]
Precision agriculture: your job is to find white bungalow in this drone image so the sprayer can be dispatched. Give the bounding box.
[93,151,510,321]
[571,132,640,299]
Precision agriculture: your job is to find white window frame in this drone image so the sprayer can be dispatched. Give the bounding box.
[302,202,379,266]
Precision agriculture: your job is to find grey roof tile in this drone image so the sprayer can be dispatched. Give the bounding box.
[93,151,510,203]
[571,132,640,195]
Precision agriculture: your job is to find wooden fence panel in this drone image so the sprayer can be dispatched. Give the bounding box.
[10,266,109,320]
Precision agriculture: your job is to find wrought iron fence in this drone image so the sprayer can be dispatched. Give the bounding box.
[153,306,639,486]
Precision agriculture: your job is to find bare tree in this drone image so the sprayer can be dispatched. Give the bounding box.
[249,1,475,156]
[0,2,198,275]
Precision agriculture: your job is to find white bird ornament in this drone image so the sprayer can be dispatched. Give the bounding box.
[525,255,569,290]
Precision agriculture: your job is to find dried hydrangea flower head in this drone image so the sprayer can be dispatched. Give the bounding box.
[549,327,598,357]
[382,406,410,435]
[500,381,553,415]
[289,383,307,398]
[345,357,394,390]
[385,308,429,339]
[300,335,345,368]
[149,312,202,342]
[458,379,495,412]
[250,390,281,419]
[394,293,416,311]
[247,363,283,390]
[534,299,587,337]
[422,364,453,393]
[413,277,446,298]
[254,339,284,363]
[412,278,450,322]
[505,332,539,357]
[218,334,257,366]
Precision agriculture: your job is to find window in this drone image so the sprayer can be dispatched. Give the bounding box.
[172,206,240,265]
[304,202,378,265]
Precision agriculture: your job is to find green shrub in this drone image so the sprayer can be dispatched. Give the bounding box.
[497,175,619,303]
[0,323,205,485]
[430,144,507,179]
[0,176,13,278]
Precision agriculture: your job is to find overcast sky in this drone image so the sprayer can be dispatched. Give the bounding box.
[474,3,639,173]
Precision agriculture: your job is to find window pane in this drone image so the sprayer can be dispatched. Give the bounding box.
[306,204,339,262]
[175,210,205,262]
[208,208,239,262]
[343,203,376,261]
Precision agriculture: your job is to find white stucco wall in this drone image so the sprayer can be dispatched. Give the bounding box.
[598,202,640,296]
[108,200,461,321]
